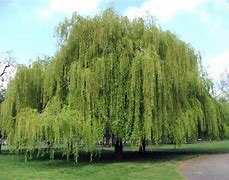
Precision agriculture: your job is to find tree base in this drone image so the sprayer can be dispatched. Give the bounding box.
[114,139,123,160]
[138,139,146,155]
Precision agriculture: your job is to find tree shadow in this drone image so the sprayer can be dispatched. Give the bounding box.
[1,145,229,169]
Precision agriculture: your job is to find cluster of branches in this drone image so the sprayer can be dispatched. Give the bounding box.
[0,51,15,78]
[217,70,229,101]
[0,51,15,102]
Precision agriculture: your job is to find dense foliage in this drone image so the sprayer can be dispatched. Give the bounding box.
[0,8,224,160]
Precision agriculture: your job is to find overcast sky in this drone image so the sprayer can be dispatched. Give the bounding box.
[0,0,229,81]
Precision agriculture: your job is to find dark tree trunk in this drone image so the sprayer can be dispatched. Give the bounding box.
[112,136,115,146]
[104,133,111,147]
[114,138,123,160]
[138,138,146,155]
[0,135,2,154]
[103,128,111,147]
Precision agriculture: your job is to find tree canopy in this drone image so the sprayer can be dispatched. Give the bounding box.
[0,8,224,161]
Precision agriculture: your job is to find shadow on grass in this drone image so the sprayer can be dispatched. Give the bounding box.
[0,150,224,164]
[1,141,229,167]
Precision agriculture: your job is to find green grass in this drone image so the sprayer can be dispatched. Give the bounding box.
[1,140,229,180]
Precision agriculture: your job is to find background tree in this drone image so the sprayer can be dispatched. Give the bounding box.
[0,51,16,102]
[216,70,229,130]
[218,69,229,101]
[0,51,16,153]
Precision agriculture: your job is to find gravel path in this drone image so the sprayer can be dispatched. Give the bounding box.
[180,153,229,180]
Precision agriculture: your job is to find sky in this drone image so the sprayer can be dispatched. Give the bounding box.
[0,0,229,82]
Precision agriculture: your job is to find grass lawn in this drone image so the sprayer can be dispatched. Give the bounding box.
[1,140,229,180]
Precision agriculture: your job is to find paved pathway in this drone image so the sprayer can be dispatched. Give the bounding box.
[180,153,229,180]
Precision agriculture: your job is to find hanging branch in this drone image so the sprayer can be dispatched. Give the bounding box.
[135,45,148,55]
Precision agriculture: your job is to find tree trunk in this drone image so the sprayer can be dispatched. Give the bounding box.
[103,129,111,147]
[105,133,110,147]
[0,135,2,154]
[138,138,146,155]
[114,138,123,160]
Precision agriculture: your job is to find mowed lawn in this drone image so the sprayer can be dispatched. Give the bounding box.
[1,140,229,180]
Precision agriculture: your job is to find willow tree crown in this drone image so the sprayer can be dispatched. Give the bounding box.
[0,8,224,161]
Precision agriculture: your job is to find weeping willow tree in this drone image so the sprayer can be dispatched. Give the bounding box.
[0,8,224,160]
